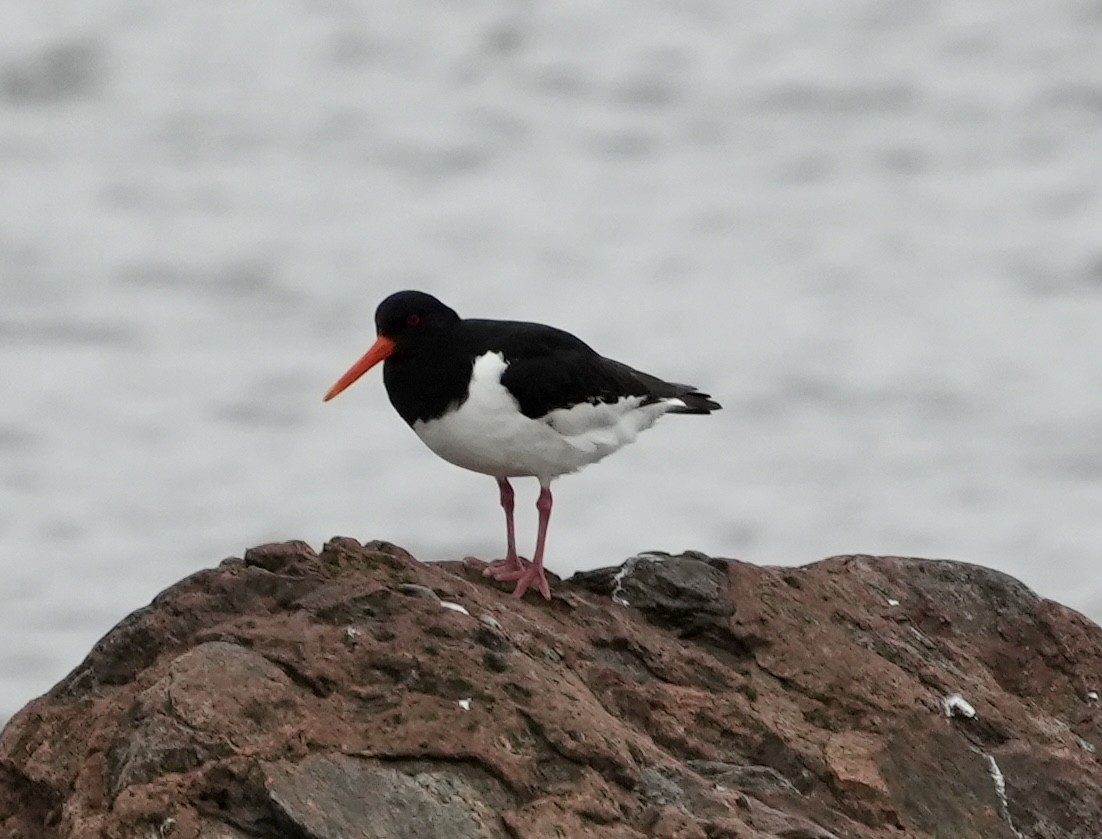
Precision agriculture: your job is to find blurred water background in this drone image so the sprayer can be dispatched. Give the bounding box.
[2,0,1101,722]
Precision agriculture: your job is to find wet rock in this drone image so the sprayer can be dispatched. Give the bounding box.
[572,551,734,630]
[2,544,1101,838]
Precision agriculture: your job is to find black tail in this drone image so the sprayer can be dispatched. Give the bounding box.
[607,359,722,414]
[639,370,721,413]
[667,388,721,414]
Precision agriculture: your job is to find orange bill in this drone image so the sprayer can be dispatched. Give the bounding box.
[323,336,396,401]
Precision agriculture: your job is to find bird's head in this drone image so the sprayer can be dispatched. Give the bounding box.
[323,290,459,401]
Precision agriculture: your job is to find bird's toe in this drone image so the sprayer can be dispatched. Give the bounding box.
[482,556,531,579]
[509,565,552,600]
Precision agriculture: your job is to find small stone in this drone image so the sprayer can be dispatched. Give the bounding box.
[942,693,976,719]
[397,584,440,601]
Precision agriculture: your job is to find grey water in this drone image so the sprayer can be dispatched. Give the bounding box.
[2,0,1101,722]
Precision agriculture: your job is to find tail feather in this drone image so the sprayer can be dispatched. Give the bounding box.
[607,359,722,415]
[667,390,721,414]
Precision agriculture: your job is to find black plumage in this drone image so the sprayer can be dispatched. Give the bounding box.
[375,291,720,425]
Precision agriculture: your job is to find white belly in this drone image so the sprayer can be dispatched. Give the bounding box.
[411,352,678,482]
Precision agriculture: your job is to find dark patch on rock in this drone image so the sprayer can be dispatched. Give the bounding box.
[473,625,510,652]
[482,651,509,673]
[572,552,733,630]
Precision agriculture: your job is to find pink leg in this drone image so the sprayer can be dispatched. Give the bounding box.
[498,477,520,566]
[497,482,553,600]
[472,478,531,579]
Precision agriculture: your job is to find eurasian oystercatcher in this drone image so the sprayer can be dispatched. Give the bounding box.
[324,290,721,600]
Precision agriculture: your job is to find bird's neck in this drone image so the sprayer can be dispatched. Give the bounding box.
[383,330,476,425]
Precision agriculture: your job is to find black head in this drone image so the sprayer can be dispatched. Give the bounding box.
[375,290,460,342]
[323,290,460,402]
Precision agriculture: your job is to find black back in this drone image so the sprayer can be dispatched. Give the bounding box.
[375,291,721,425]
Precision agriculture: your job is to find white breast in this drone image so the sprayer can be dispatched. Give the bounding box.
[412,351,680,482]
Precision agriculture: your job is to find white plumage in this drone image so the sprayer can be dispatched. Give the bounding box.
[413,351,683,482]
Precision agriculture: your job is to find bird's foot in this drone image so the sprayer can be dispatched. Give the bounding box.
[463,555,532,579]
[474,555,532,578]
[463,554,550,599]
[497,563,552,600]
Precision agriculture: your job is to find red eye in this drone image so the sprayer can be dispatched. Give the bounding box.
[406,313,422,327]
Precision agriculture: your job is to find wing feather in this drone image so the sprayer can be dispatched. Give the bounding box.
[462,319,720,419]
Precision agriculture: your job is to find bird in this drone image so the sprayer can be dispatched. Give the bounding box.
[323,290,721,600]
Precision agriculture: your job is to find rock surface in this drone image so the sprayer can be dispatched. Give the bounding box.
[2,539,1102,838]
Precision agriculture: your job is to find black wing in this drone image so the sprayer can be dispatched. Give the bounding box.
[466,319,721,420]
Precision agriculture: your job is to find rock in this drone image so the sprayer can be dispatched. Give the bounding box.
[257,754,504,839]
[2,541,1102,838]
[573,552,733,630]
